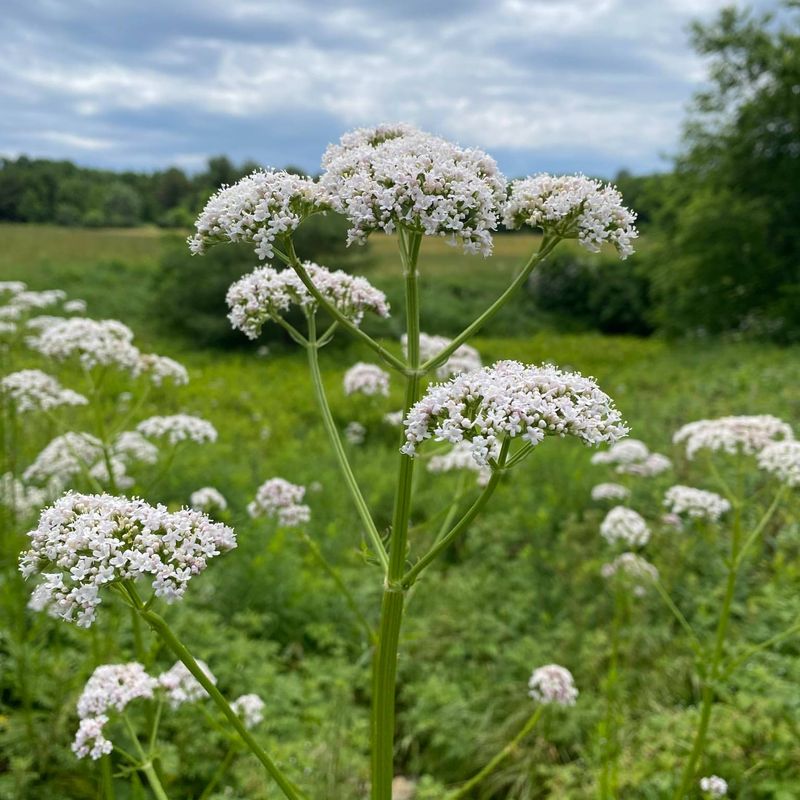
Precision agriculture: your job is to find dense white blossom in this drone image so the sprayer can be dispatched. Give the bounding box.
[23,432,103,489]
[138,353,189,386]
[72,662,157,759]
[699,776,728,797]
[345,421,366,445]
[600,506,650,547]
[190,487,228,512]
[113,431,160,465]
[674,415,793,459]
[427,442,492,486]
[620,452,672,477]
[320,123,507,256]
[664,485,731,521]
[8,289,67,313]
[26,315,66,332]
[227,262,389,339]
[383,410,404,427]
[0,321,16,335]
[189,170,324,260]
[0,281,26,295]
[403,332,481,379]
[591,439,650,467]
[0,369,87,412]
[601,552,659,596]
[158,659,217,708]
[136,415,217,446]
[528,664,578,706]
[343,362,390,396]
[63,299,88,314]
[757,440,800,487]
[401,360,627,466]
[231,693,265,729]
[503,174,638,258]
[0,472,49,517]
[20,493,236,627]
[248,477,310,526]
[31,318,141,373]
[591,482,630,502]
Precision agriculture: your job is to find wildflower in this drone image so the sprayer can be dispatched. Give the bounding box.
[383,410,404,427]
[73,662,157,759]
[699,775,728,797]
[664,485,731,522]
[402,360,627,467]
[30,317,141,373]
[592,439,649,467]
[528,664,578,706]
[591,483,630,502]
[8,289,67,313]
[0,369,87,412]
[189,170,325,260]
[136,415,217,446]
[19,493,236,627]
[320,123,507,256]
[138,353,189,386]
[26,315,67,332]
[402,332,482,378]
[600,506,650,547]
[345,421,367,445]
[343,363,390,396]
[601,552,659,596]
[190,487,228,512]
[0,280,26,295]
[503,174,638,258]
[64,299,87,314]
[427,441,492,486]
[621,452,672,477]
[0,473,49,517]
[158,660,217,708]
[248,477,310,526]
[113,431,159,465]
[231,694,265,729]
[227,263,389,341]
[23,432,104,489]
[757,440,800,487]
[674,415,793,459]
[0,321,16,335]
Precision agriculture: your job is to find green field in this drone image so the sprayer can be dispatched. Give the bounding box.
[1,225,799,799]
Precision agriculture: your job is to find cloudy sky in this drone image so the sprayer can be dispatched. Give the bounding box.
[1,0,762,177]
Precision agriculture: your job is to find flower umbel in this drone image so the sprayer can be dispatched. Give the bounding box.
[528,664,578,706]
[664,485,731,522]
[674,415,793,459]
[248,477,310,526]
[600,506,650,547]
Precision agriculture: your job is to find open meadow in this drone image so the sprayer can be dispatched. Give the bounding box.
[1,221,799,799]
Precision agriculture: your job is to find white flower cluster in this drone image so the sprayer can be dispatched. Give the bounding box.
[248,477,310,526]
[591,482,630,502]
[343,362,390,396]
[699,775,728,797]
[158,659,217,708]
[64,298,87,314]
[227,262,390,339]
[73,662,157,759]
[5,289,67,315]
[26,315,69,332]
[138,353,189,387]
[231,693,265,729]
[0,472,49,518]
[503,174,638,258]
[383,410,404,427]
[401,360,627,466]
[757,440,800,487]
[591,439,671,477]
[136,415,217,446]
[345,420,366,445]
[0,280,27,294]
[427,441,491,486]
[189,170,324,260]
[674,415,793,459]
[600,506,650,547]
[320,123,507,256]
[528,664,578,707]
[0,369,87,413]
[601,552,659,596]
[20,493,236,627]
[403,332,482,379]
[0,321,16,335]
[664,485,731,522]
[190,487,228,512]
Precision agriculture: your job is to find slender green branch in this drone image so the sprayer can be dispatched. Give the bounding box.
[734,485,788,569]
[653,580,703,655]
[122,714,169,800]
[401,439,511,589]
[421,235,559,372]
[305,315,389,571]
[723,619,800,679]
[449,706,544,799]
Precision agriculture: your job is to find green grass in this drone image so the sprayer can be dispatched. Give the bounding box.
[2,224,800,799]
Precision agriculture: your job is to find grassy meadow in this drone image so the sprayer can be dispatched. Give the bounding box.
[1,224,800,799]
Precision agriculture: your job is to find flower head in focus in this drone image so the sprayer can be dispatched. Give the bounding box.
[402,360,627,467]
[158,659,216,708]
[320,123,507,256]
[503,174,638,258]
[528,664,578,706]
[248,477,310,526]
[343,363,390,397]
[0,369,87,413]
[757,440,800,487]
[674,415,793,459]
[664,485,731,522]
[600,506,650,547]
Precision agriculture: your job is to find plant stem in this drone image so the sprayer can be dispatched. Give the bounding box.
[371,227,423,800]
[140,763,169,800]
[449,706,544,800]
[421,235,559,372]
[133,600,306,800]
[101,755,115,800]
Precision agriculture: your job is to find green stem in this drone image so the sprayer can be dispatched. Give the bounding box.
[198,745,237,800]
[449,706,544,800]
[305,315,389,572]
[420,235,559,372]
[599,588,624,799]
[653,580,703,655]
[140,763,169,800]
[101,755,115,800]
[371,227,423,800]
[734,485,787,569]
[401,439,510,589]
[132,600,306,800]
